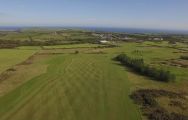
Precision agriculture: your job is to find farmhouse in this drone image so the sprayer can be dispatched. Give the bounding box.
[99,40,109,44]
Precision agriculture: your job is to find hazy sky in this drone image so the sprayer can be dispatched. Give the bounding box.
[0,0,188,30]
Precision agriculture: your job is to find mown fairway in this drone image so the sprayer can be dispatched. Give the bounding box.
[0,53,140,120]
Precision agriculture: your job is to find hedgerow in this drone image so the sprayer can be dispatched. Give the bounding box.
[115,54,175,82]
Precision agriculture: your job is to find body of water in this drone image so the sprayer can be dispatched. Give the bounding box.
[0,26,188,34]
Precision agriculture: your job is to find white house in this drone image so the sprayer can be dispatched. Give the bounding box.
[100,40,109,44]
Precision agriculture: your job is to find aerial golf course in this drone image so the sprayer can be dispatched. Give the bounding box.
[0,31,187,120]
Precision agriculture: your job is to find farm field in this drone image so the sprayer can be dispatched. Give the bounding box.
[0,41,187,120]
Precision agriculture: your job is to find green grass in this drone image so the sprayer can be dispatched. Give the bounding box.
[0,49,37,73]
[0,41,187,120]
[0,29,97,42]
[0,54,140,120]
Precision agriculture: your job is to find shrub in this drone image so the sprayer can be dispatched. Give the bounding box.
[115,54,175,82]
[75,50,79,54]
[180,55,188,60]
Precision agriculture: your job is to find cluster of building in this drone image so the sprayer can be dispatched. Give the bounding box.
[148,37,164,41]
[92,32,164,44]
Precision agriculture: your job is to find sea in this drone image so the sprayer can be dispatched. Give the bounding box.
[0,26,188,34]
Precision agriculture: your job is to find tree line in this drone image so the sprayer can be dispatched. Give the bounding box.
[115,54,176,82]
[0,39,82,49]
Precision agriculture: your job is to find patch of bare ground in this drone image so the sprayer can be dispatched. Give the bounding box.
[130,89,188,120]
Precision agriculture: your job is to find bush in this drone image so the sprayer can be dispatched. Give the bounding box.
[75,50,79,54]
[130,89,188,120]
[180,55,188,60]
[115,54,175,82]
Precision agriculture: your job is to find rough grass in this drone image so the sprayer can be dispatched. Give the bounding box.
[130,89,188,120]
[105,41,188,81]
[0,53,49,97]
[0,49,37,73]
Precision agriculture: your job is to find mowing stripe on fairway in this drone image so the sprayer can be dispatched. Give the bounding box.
[0,54,141,120]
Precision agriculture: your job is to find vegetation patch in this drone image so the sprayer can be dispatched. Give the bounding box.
[0,44,18,49]
[0,54,37,82]
[160,59,188,68]
[7,68,16,72]
[169,100,187,110]
[130,89,188,120]
[0,68,16,82]
[180,55,188,60]
[0,39,81,48]
[115,54,176,82]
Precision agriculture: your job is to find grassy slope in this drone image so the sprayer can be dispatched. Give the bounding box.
[0,54,140,120]
[0,49,37,73]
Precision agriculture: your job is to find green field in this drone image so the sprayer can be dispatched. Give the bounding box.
[0,29,96,42]
[0,41,187,120]
[0,49,37,73]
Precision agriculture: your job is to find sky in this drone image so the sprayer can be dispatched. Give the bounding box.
[0,0,188,30]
